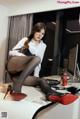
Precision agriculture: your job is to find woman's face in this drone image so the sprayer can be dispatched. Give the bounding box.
[33,29,45,42]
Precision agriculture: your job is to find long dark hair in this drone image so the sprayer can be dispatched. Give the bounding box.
[24,22,46,48]
[28,22,46,41]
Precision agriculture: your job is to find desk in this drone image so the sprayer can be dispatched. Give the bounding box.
[0,86,52,119]
[35,98,80,119]
[43,75,80,96]
[0,80,80,119]
[35,80,80,119]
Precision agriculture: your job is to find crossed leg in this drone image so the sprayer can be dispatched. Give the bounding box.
[7,55,40,92]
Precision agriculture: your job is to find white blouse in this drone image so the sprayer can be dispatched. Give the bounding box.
[9,37,46,77]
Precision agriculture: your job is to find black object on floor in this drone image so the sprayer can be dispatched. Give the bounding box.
[46,79,60,86]
[66,86,80,94]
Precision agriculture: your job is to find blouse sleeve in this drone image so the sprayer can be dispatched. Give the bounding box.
[12,37,28,50]
[9,37,28,56]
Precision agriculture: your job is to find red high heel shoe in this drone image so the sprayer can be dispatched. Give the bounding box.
[59,94,78,105]
[48,93,78,105]
[48,95,61,102]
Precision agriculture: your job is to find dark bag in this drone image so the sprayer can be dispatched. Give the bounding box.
[22,48,33,56]
[19,47,33,56]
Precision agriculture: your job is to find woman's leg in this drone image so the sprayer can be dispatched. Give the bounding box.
[7,55,40,92]
[23,76,40,86]
[22,76,78,105]
[12,56,40,92]
[7,56,34,74]
[23,76,53,95]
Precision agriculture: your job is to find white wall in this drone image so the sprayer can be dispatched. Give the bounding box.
[8,0,80,16]
[0,5,9,82]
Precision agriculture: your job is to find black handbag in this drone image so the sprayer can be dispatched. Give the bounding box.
[19,47,33,56]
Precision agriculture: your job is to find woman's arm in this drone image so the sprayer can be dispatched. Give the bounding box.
[12,37,28,50]
[9,37,28,56]
[9,50,26,56]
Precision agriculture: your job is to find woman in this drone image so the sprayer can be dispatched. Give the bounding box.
[7,22,46,92]
[8,22,46,77]
[7,23,78,105]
